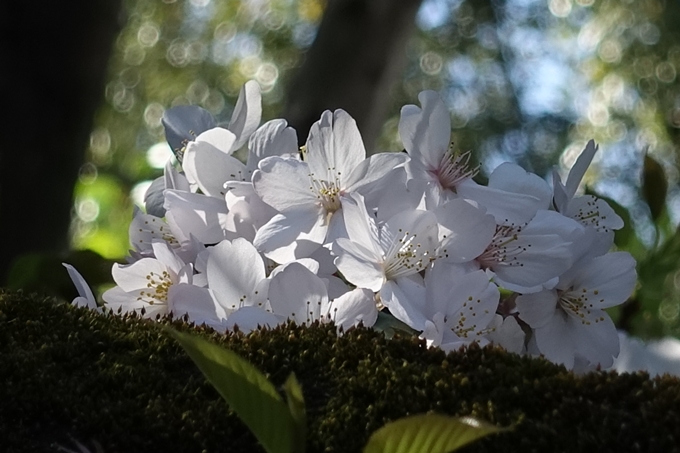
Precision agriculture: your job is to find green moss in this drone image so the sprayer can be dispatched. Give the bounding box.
[1,289,680,453]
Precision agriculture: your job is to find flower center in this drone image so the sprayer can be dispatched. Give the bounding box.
[383,228,436,280]
[558,288,606,325]
[137,270,173,305]
[476,225,527,270]
[429,147,479,191]
[309,173,343,214]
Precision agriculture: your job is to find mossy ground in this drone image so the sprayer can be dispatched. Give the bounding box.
[1,289,679,453]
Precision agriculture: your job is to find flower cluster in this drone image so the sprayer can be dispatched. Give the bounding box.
[66,82,636,371]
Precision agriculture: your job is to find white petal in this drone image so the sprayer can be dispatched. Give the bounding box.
[565,139,598,199]
[380,279,428,331]
[516,290,560,330]
[567,195,624,232]
[325,288,378,330]
[398,90,450,171]
[268,262,328,325]
[225,306,281,333]
[486,315,525,354]
[151,241,185,276]
[228,80,262,151]
[112,258,167,292]
[169,284,228,330]
[254,211,327,263]
[332,238,385,292]
[533,311,576,369]
[487,163,552,210]
[306,110,366,184]
[339,192,382,257]
[246,119,299,174]
[164,158,191,192]
[435,198,496,263]
[343,152,409,193]
[253,156,317,212]
[206,238,267,311]
[456,179,545,226]
[183,135,247,197]
[164,189,229,245]
[552,169,569,214]
[568,252,637,309]
[570,312,619,368]
[62,263,96,306]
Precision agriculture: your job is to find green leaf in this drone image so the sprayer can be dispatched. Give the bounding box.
[363,414,508,453]
[166,328,295,453]
[283,373,306,453]
[642,154,668,222]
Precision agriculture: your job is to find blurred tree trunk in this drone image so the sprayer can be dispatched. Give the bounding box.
[0,1,124,284]
[283,0,424,153]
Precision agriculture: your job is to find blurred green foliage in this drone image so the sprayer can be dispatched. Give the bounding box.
[71,0,680,339]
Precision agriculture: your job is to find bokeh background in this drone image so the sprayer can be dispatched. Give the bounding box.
[4,0,680,341]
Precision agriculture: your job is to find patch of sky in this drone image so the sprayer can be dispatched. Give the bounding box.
[212,33,262,66]
[416,0,462,30]
[182,0,214,36]
[447,56,476,87]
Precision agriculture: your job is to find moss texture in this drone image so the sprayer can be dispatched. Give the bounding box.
[1,289,680,453]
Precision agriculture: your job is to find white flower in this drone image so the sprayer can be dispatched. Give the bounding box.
[205,238,270,314]
[181,81,262,197]
[552,140,623,234]
[475,210,584,294]
[268,262,377,330]
[456,162,553,226]
[253,109,407,262]
[102,242,193,319]
[413,261,500,351]
[332,194,440,292]
[516,251,637,369]
[331,193,440,327]
[399,90,478,203]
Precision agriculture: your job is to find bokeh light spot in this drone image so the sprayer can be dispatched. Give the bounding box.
[549,0,572,18]
[420,51,443,75]
[146,142,174,169]
[131,180,154,207]
[137,22,160,48]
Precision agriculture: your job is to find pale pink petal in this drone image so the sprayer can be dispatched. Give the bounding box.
[398,90,450,171]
